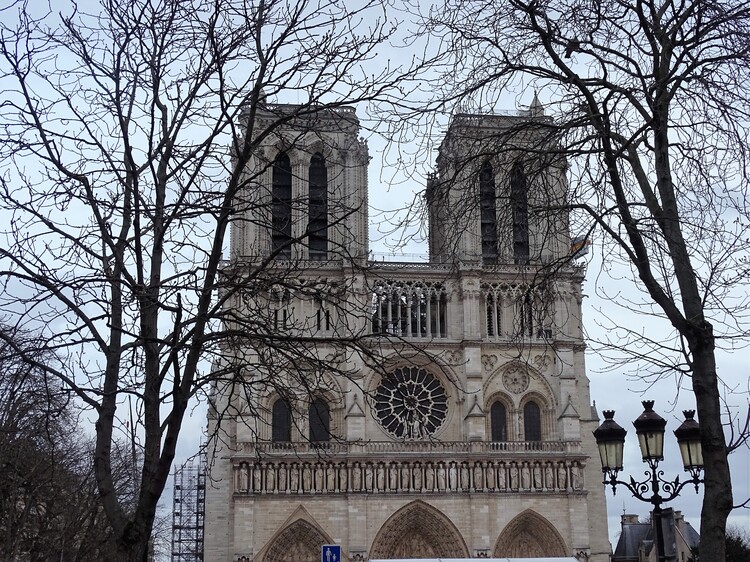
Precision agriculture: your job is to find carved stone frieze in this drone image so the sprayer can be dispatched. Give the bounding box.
[481,354,498,372]
[502,366,529,394]
[233,458,584,496]
[443,350,462,365]
[533,353,552,371]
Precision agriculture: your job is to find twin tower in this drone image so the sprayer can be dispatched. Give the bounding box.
[205,102,610,562]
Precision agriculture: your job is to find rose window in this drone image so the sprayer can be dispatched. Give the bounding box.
[374,367,448,439]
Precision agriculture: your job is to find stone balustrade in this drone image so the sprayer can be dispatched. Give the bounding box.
[233,458,585,496]
[237,439,581,457]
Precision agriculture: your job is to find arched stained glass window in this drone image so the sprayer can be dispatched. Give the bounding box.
[271,398,292,442]
[309,397,331,442]
[308,153,328,260]
[523,400,542,442]
[490,401,508,442]
[479,161,498,264]
[272,153,293,258]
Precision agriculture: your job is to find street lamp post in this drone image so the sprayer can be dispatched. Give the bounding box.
[593,401,704,562]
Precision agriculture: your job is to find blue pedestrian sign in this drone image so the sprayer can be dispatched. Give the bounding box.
[321,544,341,562]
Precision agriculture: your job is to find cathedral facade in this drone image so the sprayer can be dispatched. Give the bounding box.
[204,102,610,562]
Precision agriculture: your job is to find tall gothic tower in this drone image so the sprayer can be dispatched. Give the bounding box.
[204,102,610,562]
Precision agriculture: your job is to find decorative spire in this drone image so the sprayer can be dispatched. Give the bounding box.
[530,91,544,117]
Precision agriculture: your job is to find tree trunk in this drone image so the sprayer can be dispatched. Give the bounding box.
[690,322,732,562]
[115,530,150,562]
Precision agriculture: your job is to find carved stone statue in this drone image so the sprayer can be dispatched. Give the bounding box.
[502,464,511,490]
[545,463,555,490]
[448,462,458,490]
[408,411,423,439]
[290,463,300,493]
[460,462,470,490]
[413,463,422,491]
[521,464,531,490]
[486,463,496,490]
[327,463,337,492]
[533,463,543,489]
[558,465,568,490]
[571,463,582,490]
[253,463,262,492]
[437,463,446,491]
[238,463,249,492]
[277,463,287,492]
[315,462,325,492]
[473,462,484,491]
[302,463,312,492]
[425,463,435,491]
[401,464,411,491]
[389,463,399,491]
[265,463,276,492]
[509,464,519,490]
[352,462,362,491]
[376,463,386,491]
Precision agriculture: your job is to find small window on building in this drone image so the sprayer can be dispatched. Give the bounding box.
[309,397,331,442]
[523,400,542,441]
[479,161,498,264]
[490,401,508,442]
[272,153,293,258]
[271,398,292,442]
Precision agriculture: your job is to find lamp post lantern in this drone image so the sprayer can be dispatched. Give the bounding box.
[593,401,704,562]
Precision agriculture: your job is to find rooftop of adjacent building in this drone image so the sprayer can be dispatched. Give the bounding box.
[613,511,700,562]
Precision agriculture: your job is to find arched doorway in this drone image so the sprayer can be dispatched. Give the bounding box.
[370,500,469,559]
[261,519,329,562]
[493,509,568,557]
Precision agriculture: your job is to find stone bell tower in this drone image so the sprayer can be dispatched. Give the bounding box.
[204,101,610,562]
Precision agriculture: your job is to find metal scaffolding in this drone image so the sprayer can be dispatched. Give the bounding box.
[171,454,205,561]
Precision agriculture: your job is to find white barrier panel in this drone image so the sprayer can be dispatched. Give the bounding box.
[370,559,580,562]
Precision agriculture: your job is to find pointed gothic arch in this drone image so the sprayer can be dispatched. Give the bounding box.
[493,509,568,558]
[523,400,542,441]
[271,152,293,258]
[308,152,328,260]
[309,396,331,442]
[271,398,292,442]
[490,400,508,441]
[479,160,498,264]
[260,517,331,562]
[510,161,529,264]
[369,500,469,559]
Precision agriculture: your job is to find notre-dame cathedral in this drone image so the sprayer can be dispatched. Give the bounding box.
[204,100,610,562]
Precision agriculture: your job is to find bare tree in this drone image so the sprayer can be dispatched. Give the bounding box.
[0,324,135,560]
[0,0,416,559]
[389,0,750,560]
